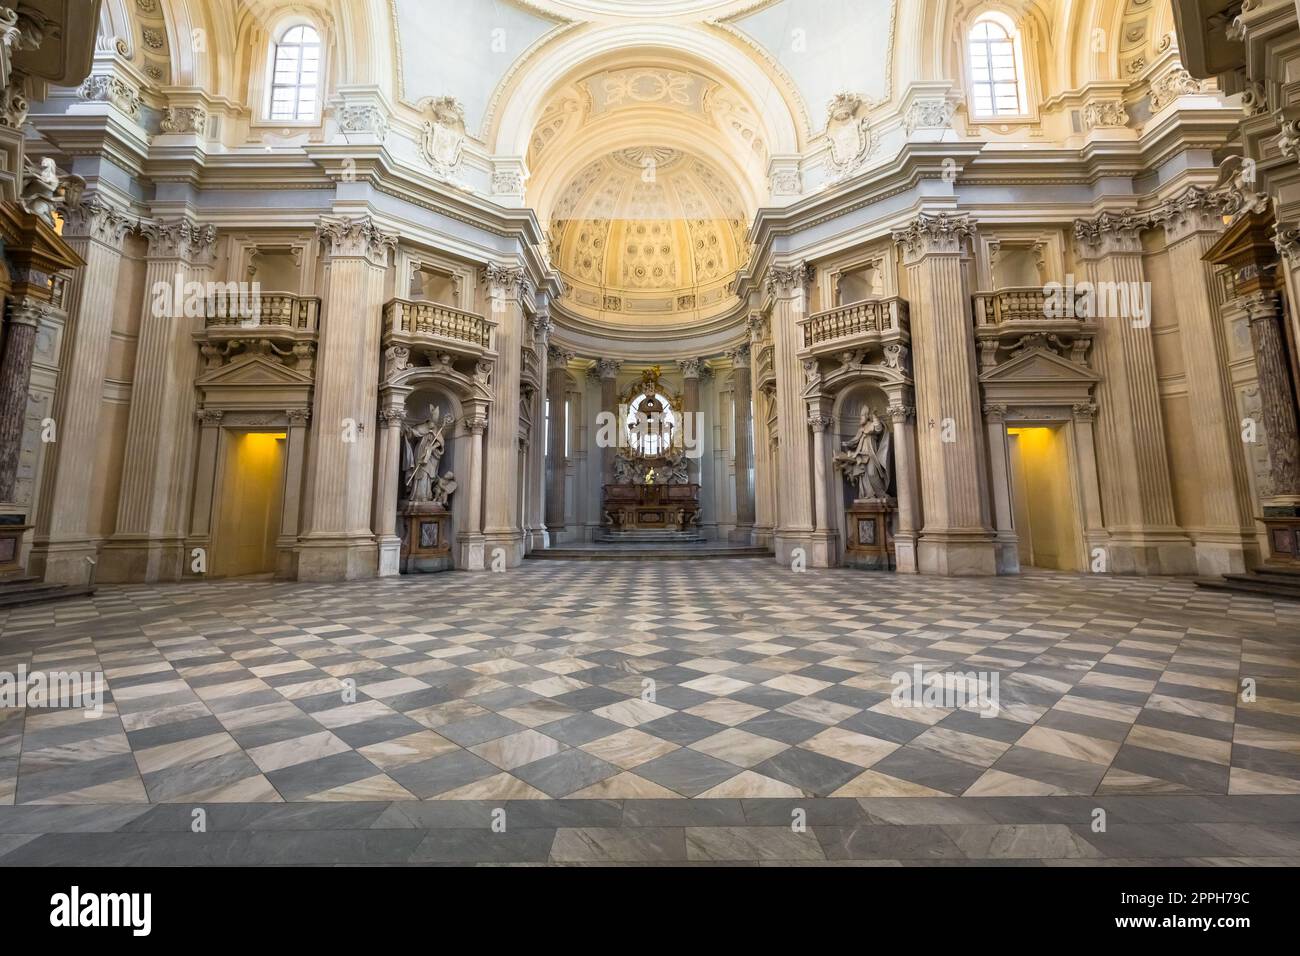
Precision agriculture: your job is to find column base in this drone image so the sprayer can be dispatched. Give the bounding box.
[458,533,487,571]
[1101,531,1196,575]
[482,530,525,568]
[753,525,774,549]
[894,532,918,574]
[28,539,100,586]
[1190,530,1257,576]
[526,527,549,551]
[377,534,402,577]
[994,532,1021,575]
[918,530,998,576]
[728,525,755,545]
[98,537,185,583]
[295,535,378,581]
[774,530,839,568]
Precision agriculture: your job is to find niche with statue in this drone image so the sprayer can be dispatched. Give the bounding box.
[833,386,897,570]
[398,395,459,572]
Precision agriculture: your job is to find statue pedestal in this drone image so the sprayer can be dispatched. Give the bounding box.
[845,499,896,571]
[399,501,452,573]
[1261,502,1300,568]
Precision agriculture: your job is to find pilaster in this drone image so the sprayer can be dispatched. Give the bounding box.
[481,263,527,567]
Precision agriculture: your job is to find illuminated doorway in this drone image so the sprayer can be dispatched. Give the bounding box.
[1006,426,1082,571]
[213,431,287,577]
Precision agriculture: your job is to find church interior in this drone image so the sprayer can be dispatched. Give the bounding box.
[0,0,1298,872]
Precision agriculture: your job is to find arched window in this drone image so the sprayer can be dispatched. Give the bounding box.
[967,13,1027,118]
[626,393,677,457]
[267,24,321,121]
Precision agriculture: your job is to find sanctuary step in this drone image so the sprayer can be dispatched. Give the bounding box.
[0,577,96,610]
[1195,566,1300,602]
[528,543,771,562]
[594,529,706,544]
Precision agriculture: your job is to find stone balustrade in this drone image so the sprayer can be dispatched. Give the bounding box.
[383,298,495,357]
[797,296,909,356]
[205,290,321,332]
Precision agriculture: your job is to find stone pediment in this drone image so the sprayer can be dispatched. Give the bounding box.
[979,347,1098,385]
[196,355,314,388]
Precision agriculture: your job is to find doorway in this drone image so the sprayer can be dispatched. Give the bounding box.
[1007,425,1081,571]
[213,431,286,577]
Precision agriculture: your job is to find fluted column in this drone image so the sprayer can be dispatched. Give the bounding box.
[482,264,527,567]
[374,402,407,577]
[597,358,621,488]
[1241,291,1300,501]
[297,216,395,581]
[730,344,754,540]
[892,214,996,575]
[526,309,551,551]
[1074,210,1193,574]
[458,408,489,570]
[678,358,703,491]
[983,403,1020,573]
[1156,188,1257,573]
[0,298,47,502]
[768,263,826,564]
[889,404,920,573]
[546,345,574,535]
[749,315,774,548]
[102,217,218,583]
[30,196,133,584]
[808,410,835,536]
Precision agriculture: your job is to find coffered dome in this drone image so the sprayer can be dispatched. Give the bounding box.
[550,147,749,322]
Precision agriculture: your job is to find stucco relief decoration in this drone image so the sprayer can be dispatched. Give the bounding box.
[825,93,873,179]
[418,96,466,179]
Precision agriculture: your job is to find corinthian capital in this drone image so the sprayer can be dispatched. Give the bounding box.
[141,217,218,262]
[1073,209,1149,257]
[764,262,813,298]
[61,195,133,248]
[482,263,528,301]
[596,358,622,380]
[1152,186,1227,244]
[678,358,704,379]
[316,215,398,266]
[891,213,973,262]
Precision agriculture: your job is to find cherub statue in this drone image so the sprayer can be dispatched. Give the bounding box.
[21,157,81,225]
[432,471,457,508]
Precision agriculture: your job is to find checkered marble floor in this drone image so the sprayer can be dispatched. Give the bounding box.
[1,560,1299,863]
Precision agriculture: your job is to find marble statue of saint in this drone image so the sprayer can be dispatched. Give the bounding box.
[403,404,453,502]
[613,447,640,485]
[665,446,689,485]
[432,471,457,508]
[834,408,892,500]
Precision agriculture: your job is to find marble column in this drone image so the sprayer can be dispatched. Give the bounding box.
[0,298,48,502]
[678,358,703,491]
[102,217,218,583]
[767,263,830,565]
[888,404,921,573]
[1241,291,1300,502]
[749,315,774,548]
[808,408,837,551]
[1074,210,1193,574]
[729,344,754,541]
[482,264,527,567]
[279,408,310,577]
[458,407,489,570]
[526,309,551,551]
[546,345,574,535]
[1156,189,1257,574]
[297,216,395,581]
[1071,401,1107,563]
[374,400,408,577]
[983,403,1020,574]
[597,358,621,488]
[891,214,996,575]
[30,197,134,584]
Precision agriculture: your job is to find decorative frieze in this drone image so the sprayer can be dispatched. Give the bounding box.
[904,97,955,135]
[78,74,143,119]
[1080,99,1129,130]
[160,105,207,135]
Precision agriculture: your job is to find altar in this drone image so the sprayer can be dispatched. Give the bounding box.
[603,481,701,531]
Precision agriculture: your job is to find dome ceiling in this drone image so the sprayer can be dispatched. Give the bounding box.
[550,147,749,322]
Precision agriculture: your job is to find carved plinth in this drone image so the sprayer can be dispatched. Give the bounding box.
[398,501,452,573]
[1261,505,1300,568]
[0,515,29,576]
[845,499,896,571]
